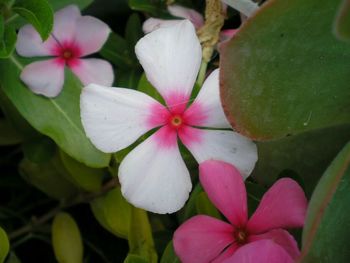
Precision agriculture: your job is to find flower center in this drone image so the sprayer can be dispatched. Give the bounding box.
[63,50,73,59]
[234,228,248,245]
[170,115,183,128]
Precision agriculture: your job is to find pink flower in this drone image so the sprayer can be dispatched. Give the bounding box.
[80,20,257,214]
[143,5,204,34]
[174,160,308,263]
[16,5,114,98]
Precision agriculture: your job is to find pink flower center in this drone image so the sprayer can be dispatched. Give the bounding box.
[52,41,82,67]
[169,114,184,129]
[234,228,248,245]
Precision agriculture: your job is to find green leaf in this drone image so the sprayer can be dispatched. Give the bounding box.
[117,69,142,89]
[137,74,165,104]
[90,187,132,239]
[0,26,16,58]
[0,55,111,168]
[124,254,149,263]
[300,141,350,262]
[100,32,136,68]
[252,124,350,197]
[178,183,202,222]
[59,150,105,192]
[334,0,350,42]
[22,136,56,163]
[195,192,221,219]
[0,16,4,40]
[125,13,143,49]
[19,154,79,199]
[160,241,180,263]
[0,119,23,145]
[128,207,158,263]
[12,0,54,40]
[0,226,9,263]
[128,0,165,16]
[5,253,21,263]
[52,212,84,263]
[220,0,350,140]
[47,0,93,10]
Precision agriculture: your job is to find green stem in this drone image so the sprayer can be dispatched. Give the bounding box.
[196,60,208,87]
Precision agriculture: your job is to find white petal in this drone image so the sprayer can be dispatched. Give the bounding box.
[168,5,204,28]
[135,20,202,105]
[179,128,258,179]
[70,58,114,86]
[80,84,168,153]
[184,69,231,128]
[52,5,81,43]
[20,59,65,98]
[119,127,192,214]
[74,16,111,56]
[142,18,183,34]
[16,24,58,57]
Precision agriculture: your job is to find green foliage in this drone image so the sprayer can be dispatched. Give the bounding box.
[195,192,221,219]
[301,141,350,262]
[47,0,93,10]
[0,25,16,58]
[124,254,149,263]
[59,150,105,192]
[220,0,350,140]
[0,119,22,145]
[12,0,54,40]
[128,0,167,17]
[0,226,9,263]
[90,187,132,239]
[334,0,350,41]
[0,56,111,168]
[128,207,158,263]
[160,241,180,263]
[52,212,84,263]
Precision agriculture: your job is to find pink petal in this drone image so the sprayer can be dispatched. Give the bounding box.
[73,16,111,56]
[70,58,114,87]
[80,84,168,153]
[118,126,191,214]
[142,18,183,34]
[179,128,257,178]
[16,24,58,57]
[20,59,65,98]
[52,5,81,43]
[220,29,239,42]
[249,229,300,260]
[223,240,294,263]
[173,215,234,263]
[211,244,239,263]
[247,178,308,234]
[199,160,248,227]
[167,5,204,29]
[135,20,201,107]
[184,69,231,128]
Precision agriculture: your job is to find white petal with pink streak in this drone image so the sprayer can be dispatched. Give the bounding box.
[70,58,114,86]
[80,84,167,153]
[119,127,192,214]
[16,24,58,57]
[74,16,111,56]
[167,5,204,28]
[135,20,201,106]
[179,128,257,179]
[184,69,231,128]
[20,59,65,97]
[142,18,183,34]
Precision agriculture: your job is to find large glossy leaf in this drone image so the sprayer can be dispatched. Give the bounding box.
[252,124,350,197]
[300,141,350,262]
[0,55,111,167]
[0,226,9,263]
[12,0,54,40]
[19,154,79,200]
[90,187,132,239]
[220,0,350,140]
[59,150,105,192]
[128,207,158,263]
[52,213,84,263]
